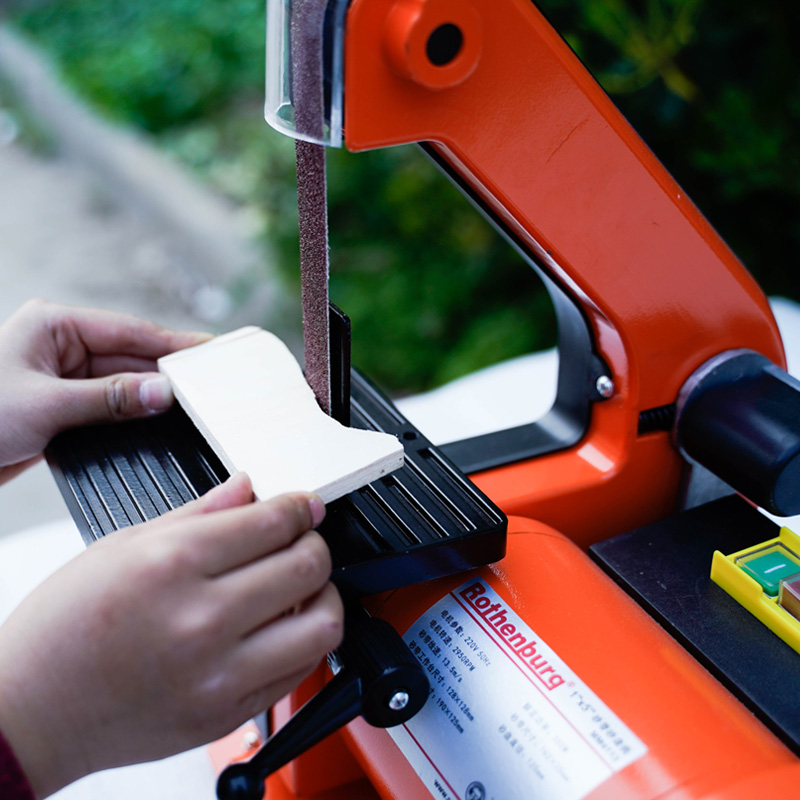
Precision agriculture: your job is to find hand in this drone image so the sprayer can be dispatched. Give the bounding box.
[0,299,212,483]
[0,473,343,799]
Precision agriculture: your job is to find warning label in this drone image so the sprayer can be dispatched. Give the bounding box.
[388,579,647,800]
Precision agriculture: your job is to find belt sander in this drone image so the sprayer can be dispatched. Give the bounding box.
[46,1,800,798]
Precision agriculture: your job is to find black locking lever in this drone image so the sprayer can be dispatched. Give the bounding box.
[216,606,429,800]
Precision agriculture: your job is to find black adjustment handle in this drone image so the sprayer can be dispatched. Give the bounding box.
[328,603,430,728]
[216,607,428,800]
[675,350,800,516]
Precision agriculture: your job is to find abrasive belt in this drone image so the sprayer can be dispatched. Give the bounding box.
[292,0,332,416]
[296,140,332,416]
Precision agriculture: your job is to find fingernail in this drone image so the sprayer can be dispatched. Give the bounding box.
[309,495,326,528]
[140,375,174,412]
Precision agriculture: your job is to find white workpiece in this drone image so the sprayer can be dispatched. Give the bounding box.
[158,326,404,503]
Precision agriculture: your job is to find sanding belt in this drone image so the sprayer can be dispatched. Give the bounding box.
[293,0,333,416]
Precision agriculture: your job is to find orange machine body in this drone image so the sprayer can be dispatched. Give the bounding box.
[263,520,800,800]
[348,520,800,800]
[242,1,798,798]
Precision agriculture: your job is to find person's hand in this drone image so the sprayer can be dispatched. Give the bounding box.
[0,473,342,799]
[0,299,212,483]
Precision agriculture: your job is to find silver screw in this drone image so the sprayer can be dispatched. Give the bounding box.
[596,375,614,399]
[243,731,261,749]
[388,690,410,711]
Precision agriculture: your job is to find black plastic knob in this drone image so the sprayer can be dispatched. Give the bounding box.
[330,612,429,728]
[676,350,800,515]
[216,763,264,800]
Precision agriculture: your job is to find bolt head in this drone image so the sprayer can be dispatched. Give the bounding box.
[243,731,261,749]
[596,375,614,399]
[388,691,410,711]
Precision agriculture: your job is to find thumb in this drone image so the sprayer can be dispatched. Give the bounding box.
[58,372,175,428]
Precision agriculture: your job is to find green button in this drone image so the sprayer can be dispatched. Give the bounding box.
[740,551,800,596]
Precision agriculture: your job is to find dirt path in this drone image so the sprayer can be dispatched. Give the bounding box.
[0,135,229,534]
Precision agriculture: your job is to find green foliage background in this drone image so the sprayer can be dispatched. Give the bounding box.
[7,0,800,392]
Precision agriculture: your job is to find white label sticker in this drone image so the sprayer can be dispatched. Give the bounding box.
[388,579,647,800]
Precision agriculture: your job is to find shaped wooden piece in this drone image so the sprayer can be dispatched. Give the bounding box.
[159,327,404,503]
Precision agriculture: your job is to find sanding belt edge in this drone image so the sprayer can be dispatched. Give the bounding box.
[293,0,332,416]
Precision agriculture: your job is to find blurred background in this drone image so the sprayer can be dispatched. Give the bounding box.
[0,0,798,531]
[4,0,800,391]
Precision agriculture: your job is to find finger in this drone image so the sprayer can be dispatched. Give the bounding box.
[52,303,212,360]
[123,472,254,536]
[85,354,160,377]
[233,661,321,722]
[54,372,176,428]
[0,455,43,487]
[176,472,256,517]
[219,530,332,637]
[160,492,325,576]
[234,583,344,698]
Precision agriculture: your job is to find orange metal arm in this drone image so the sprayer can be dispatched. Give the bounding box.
[341,0,784,542]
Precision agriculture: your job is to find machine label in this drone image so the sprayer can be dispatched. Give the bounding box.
[388,578,647,800]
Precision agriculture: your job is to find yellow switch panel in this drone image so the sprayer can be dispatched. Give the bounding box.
[711,526,800,655]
